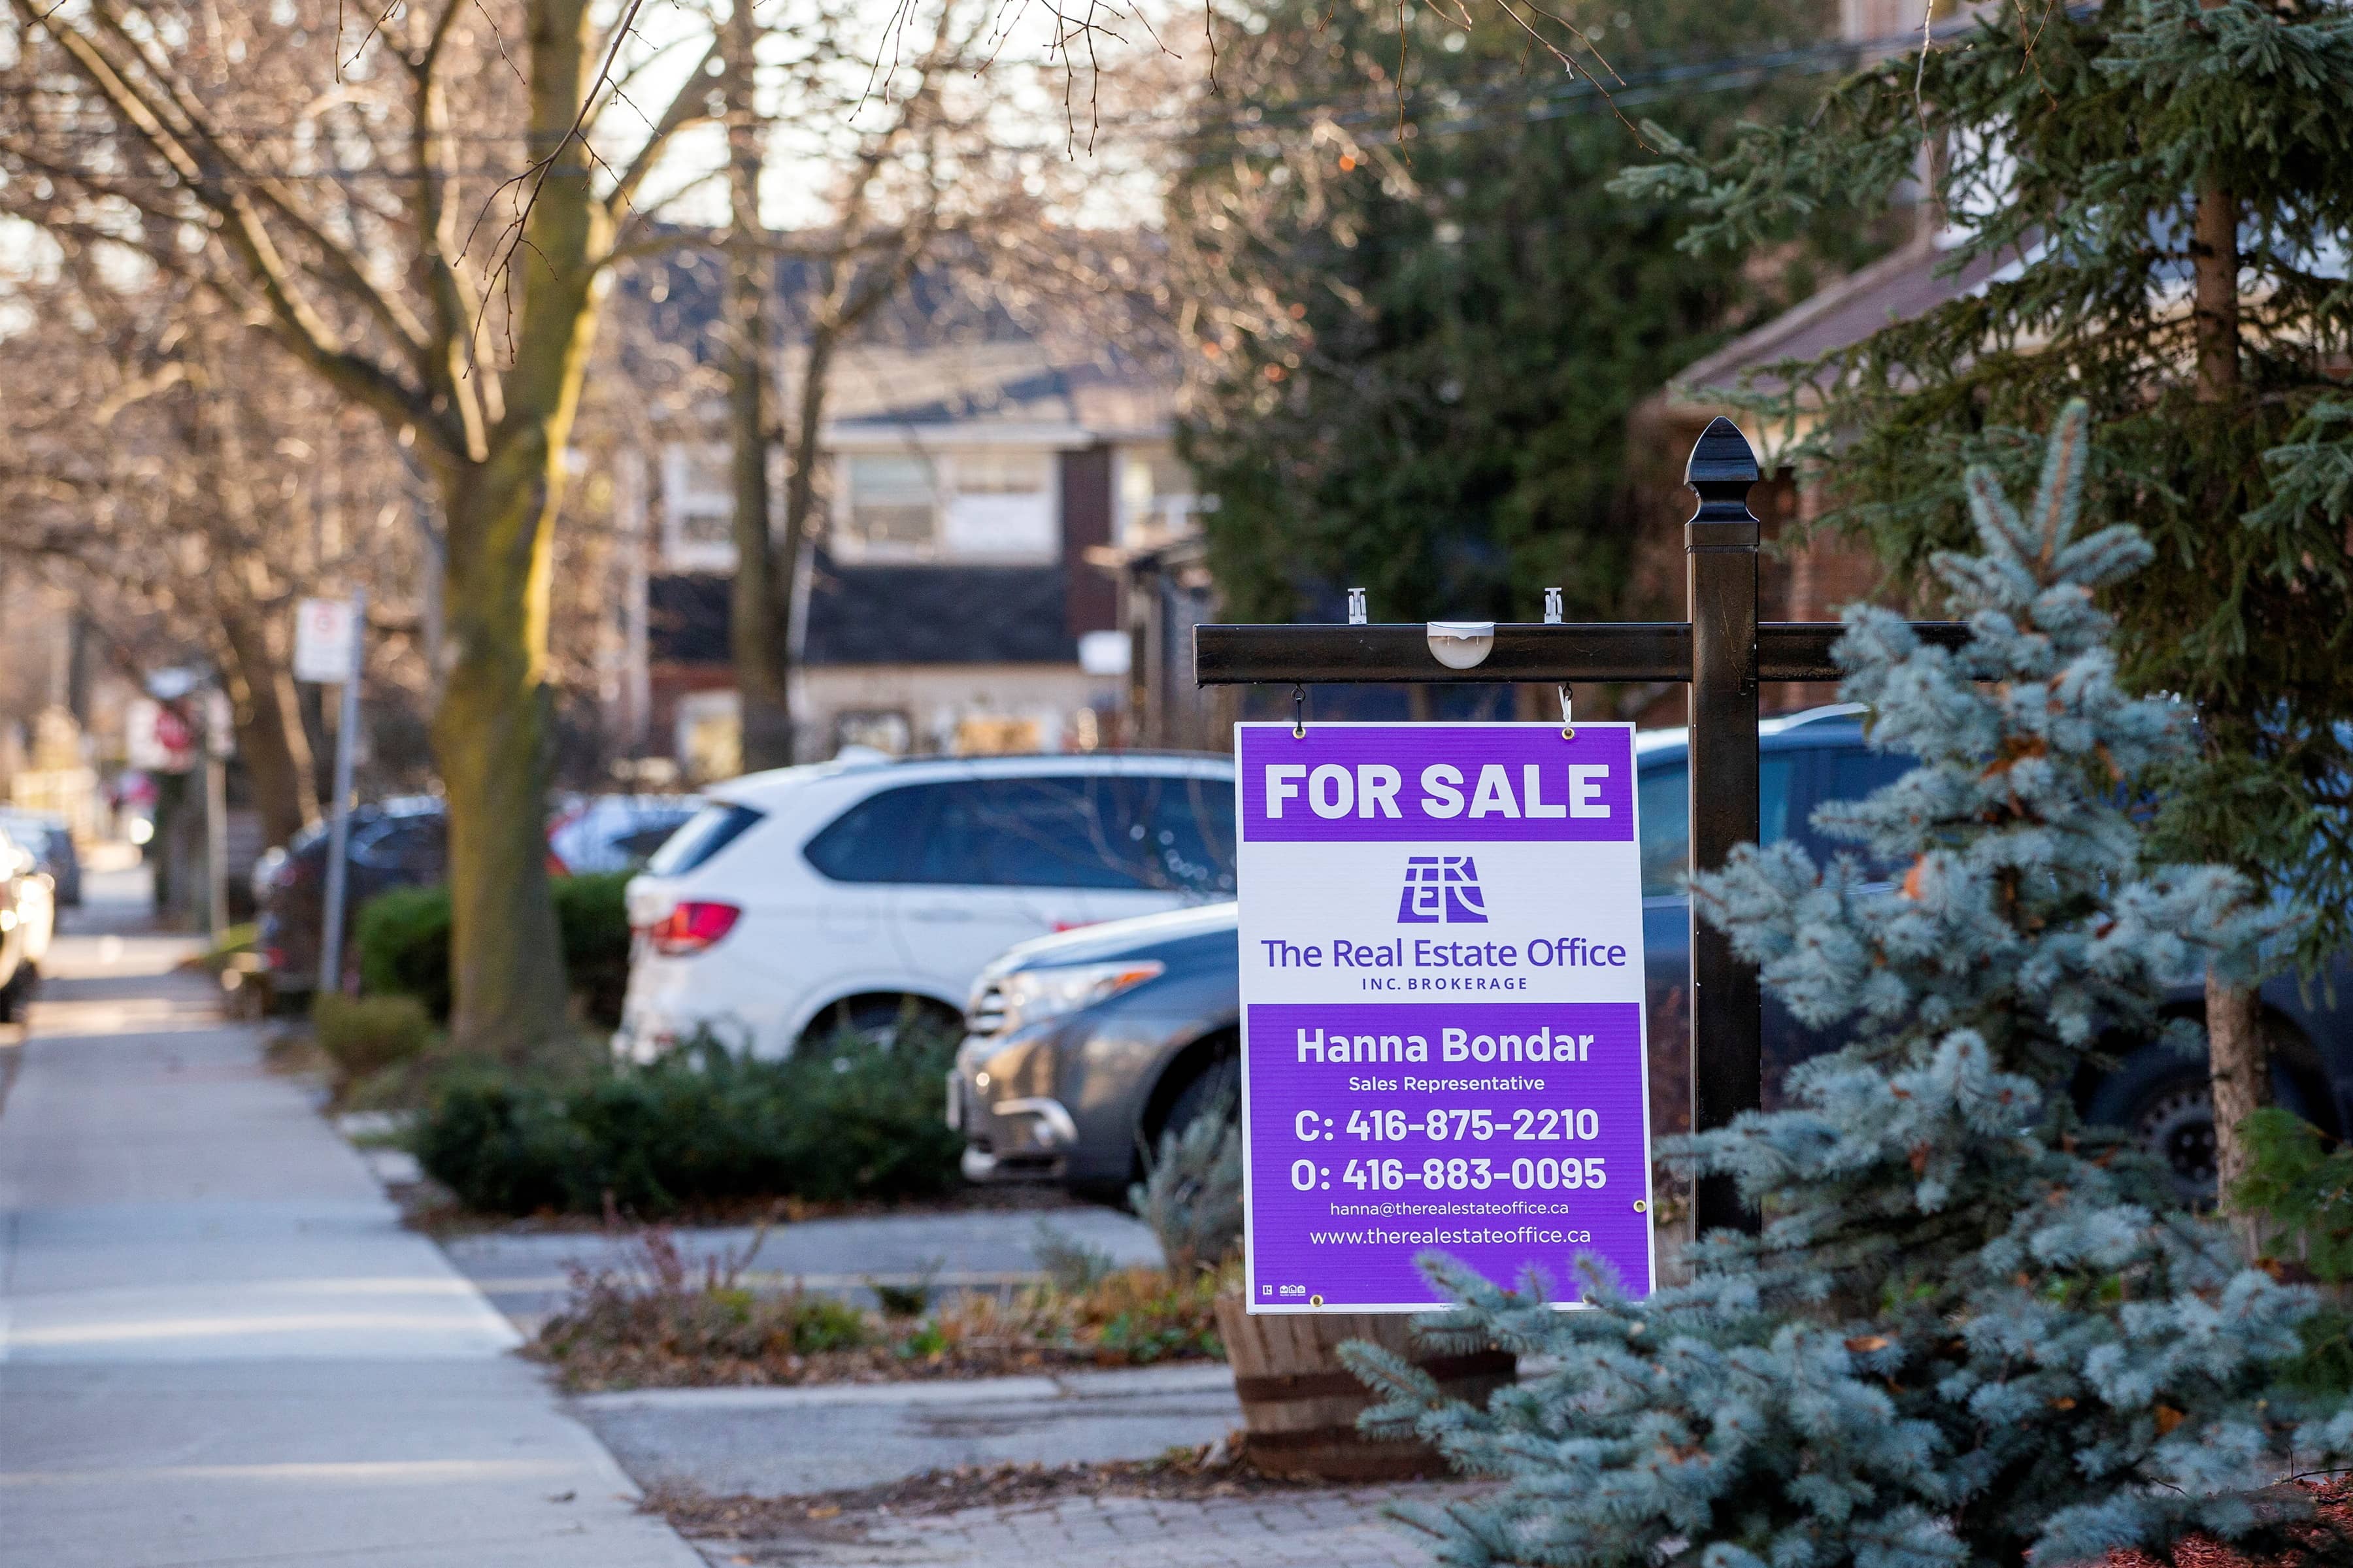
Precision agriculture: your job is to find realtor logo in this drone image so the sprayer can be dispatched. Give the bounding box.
[1397,856,1488,924]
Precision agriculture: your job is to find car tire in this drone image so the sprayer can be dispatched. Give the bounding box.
[805,995,955,1051]
[1156,1052,1239,1152]
[0,963,27,1024]
[2086,1036,2314,1209]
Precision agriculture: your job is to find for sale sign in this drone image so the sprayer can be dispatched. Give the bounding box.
[1234,722,1654,1313]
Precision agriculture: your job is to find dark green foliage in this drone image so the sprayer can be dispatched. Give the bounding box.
[407,1029,964,1216]
[2235,1106,2353,1393]
[311,992,435,1081]
[1172,0,1879,626]
[356,886,454,1018]
[1618,0,2353,967]
[552,873,633,1027]
[356,873,633,1027]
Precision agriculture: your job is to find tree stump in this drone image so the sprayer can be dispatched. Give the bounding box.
[1213,1292,1514,1481]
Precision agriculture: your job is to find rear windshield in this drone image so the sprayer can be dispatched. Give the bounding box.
[644,802,764,876]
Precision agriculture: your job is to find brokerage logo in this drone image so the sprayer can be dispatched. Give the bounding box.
[1398,855,1488,924]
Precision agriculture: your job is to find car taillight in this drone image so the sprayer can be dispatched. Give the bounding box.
[648,901,741,956]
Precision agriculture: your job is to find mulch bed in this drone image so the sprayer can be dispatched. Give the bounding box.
[2101,1478,2353,1568]
[403,1183,1080,1237]
[645,1441,1346,1546]
[535,1337,1218,1392]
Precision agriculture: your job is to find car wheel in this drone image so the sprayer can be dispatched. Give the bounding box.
[1157,1052,1239,1150]
[807,995,954,1051]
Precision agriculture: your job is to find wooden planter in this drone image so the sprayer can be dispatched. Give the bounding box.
[1213,1292,1514,1481]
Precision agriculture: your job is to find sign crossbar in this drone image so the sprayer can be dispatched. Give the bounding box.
[1192,417,1972,1239]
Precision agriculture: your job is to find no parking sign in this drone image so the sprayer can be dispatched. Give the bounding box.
[1233,722,1655,1312]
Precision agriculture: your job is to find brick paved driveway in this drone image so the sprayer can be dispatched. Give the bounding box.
[681,1485,1462,1566]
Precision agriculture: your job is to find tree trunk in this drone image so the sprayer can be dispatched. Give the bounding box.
[430,454,572,1066]
[2190,175,2240,404]
[773,320,835,748]
[2208,973,2266,1204]
[212,588,319,848]
[724,2,793,773]
[2190,157,2263,1239]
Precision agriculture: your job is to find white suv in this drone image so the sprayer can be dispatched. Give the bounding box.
[616,752,1237,1060]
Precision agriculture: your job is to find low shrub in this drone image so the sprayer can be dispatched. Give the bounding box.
[409,1027,964,1217]
[1129,1104,1243,1279]
[530,1225,1229,1390]
[534,1227,872,1389]
[554,873,633,1026]
[355,886,452,1018]
[312,992,435,1082]
[355,872,633,1027]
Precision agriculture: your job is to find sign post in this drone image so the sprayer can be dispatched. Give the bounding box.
[297,593,366,995]
[1197,418,1973,1244]
[1234,722,1653,1311]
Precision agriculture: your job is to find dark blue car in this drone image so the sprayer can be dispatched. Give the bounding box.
[953,707,2352,1204]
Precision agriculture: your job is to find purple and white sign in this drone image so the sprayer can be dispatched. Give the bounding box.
[1234,722,1654,1312]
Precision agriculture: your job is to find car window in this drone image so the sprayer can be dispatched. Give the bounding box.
[1810,748,1916,877]
[803,787,930,883]
[350,815,444,873]
[905,777,1132,889]
[1636,756,1799,899]
[1088,775,1239,895]
[614,823,686,865]
[647,801,765,876]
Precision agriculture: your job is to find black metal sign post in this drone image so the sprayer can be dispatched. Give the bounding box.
[1193,418,1968,1235]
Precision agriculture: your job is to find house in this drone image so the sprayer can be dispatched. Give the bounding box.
[606,261,1207,778]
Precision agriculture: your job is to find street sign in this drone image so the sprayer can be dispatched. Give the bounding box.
[293,597,359,684]
[1234,721,1654,1313]
[125,697,195,773]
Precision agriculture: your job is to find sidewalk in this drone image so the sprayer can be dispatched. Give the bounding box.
[0,870,699,1568]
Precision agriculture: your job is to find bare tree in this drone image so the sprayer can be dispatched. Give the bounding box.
[2,0,727,1058]
[0,256,422,846]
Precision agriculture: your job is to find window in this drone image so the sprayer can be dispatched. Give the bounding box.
[351,814,445,875]
[943,450,1054,557]
[1089,775,1238,895]
[841,454,939,552]
[661,442,735,566]
[803,787,931,883]
[1810,748,1916,878]
[1636,757,1799,899]
[956,451,1050,494]
[905,778,1141,889]
[646,802,764,876]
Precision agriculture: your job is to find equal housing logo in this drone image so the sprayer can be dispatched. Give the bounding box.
[1397,855,1488,924]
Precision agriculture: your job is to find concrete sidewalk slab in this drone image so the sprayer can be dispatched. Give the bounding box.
[576,1361,1244,1497]
[0,876,699,1568]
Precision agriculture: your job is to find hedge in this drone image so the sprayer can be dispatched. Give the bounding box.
[407,1027,965,1216]
[356,872,632,1027]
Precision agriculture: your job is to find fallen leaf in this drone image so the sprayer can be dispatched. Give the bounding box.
[2155,1405,2185,1436]
[2051,1397,2077,1411]
[807,1504,842,1520]
[1845,1335,1891,1354]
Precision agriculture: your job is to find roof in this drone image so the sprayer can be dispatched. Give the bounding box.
[622,241,1178,441]
[1667,236,2018,407]
[648,559,1082,667]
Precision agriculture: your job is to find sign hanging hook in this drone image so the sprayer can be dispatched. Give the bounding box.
[1558,684,1576,741]
[1292,683,1309,740]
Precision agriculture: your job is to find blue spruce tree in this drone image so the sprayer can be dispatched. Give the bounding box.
[1352,403,2353,1568]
